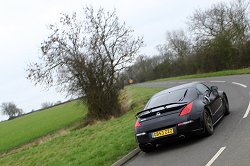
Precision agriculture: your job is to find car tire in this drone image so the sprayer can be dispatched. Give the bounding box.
[139,144,155,153]
[203,109,214,136]
[223,95,230,115]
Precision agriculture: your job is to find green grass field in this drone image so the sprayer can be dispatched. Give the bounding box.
[0,100,86,153]
[0,86,164,166]
[150,67,250,82]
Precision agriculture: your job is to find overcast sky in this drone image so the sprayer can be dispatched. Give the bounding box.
[0,0,231,121]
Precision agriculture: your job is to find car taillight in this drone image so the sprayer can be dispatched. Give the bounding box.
[135,121,142,128]
[180,102,193,116]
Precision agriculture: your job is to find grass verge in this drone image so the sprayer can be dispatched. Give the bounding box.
[0,100,86,153]
[150,67,250,82]
[0,86,164,166]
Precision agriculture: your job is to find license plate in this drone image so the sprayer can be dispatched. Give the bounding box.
[152,128,174,138]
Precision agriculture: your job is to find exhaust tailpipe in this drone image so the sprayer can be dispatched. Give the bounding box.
[179,135,185,139]
[146,143,153,147]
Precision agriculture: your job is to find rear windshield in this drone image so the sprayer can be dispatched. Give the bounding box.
[145,88,197,109]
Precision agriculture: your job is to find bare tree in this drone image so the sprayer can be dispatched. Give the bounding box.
[27,7,143,120]
[189,0,250,46]
[41,102,54,109]
[188,0,250,69]
[122,0,250,83]
[188,2,229,43]
[126,55,160,82]
[166,30,191,60]
[1,102,23,119]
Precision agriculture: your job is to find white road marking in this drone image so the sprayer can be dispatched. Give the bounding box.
[243,92,250,118]
[210,81,226,83]
[193,81,205,83]
[205,147,226,166]
[232,82,247,88]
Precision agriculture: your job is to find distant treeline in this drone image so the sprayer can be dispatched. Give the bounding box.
[122,0,250,83]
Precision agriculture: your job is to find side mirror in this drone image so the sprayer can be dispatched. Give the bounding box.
[210,86,218,96]
[210,86,218,91]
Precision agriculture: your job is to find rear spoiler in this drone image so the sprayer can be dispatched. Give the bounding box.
[136,102,187,118]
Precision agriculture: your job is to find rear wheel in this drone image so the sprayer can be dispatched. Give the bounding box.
[139,144,155,153]
[203,109,214,136]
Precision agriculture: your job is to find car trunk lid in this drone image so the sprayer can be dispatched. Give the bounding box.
[136,103,188,132]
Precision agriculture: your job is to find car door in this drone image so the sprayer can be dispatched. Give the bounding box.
[209,86,224,120]
[196,83,222,123]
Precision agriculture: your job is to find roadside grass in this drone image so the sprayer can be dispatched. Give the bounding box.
[150,67,250,82]
[0,86,164,166]
[0,100,86,153]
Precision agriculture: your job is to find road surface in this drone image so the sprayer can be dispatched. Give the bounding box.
[125,74,250,166]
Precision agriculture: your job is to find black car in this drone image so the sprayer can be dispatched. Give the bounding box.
[135,82,229,152]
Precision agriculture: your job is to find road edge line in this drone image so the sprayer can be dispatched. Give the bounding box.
[243,92,250,118]
[210,81,226,83]
[232,82,247,88]
[111,148,141,166]
[205,146,226,166]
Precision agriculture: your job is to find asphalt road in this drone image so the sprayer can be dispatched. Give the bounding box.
[125,74,250,166]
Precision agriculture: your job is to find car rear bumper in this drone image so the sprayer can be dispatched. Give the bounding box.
[135,117,204,145]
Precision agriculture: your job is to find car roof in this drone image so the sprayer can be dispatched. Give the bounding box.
[144,82,202,110]
[152,82,200,98]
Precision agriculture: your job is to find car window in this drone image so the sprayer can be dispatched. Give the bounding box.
[146,89,186,109]
[196,83,210,94]
[145,88,198,109]
[187,88,199,99]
